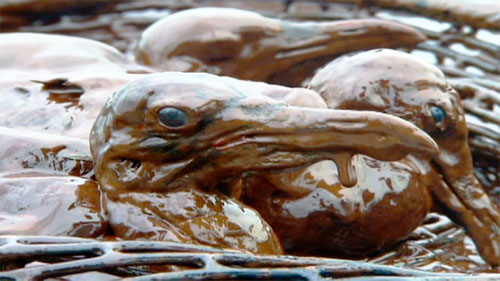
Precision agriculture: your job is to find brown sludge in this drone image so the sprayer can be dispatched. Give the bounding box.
[0,2,499,276]
[241,49,500,266]
[89,72,436,255]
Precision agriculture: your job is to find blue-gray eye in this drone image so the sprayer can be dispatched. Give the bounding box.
[430,106,446,124]
[158,107,188,128]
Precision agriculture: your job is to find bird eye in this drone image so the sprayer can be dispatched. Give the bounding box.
[430,106,446,124]
[158,107,188,128]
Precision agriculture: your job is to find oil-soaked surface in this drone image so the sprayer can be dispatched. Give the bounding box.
[0,176,105,237]
[89,72,436,255]
[240,49,500,265]
[136,7,425,86]
[0,32,152,138]
[0,1,499,277]
[306,49,500,265]
[242,155,432,257]
[0,127,93,177]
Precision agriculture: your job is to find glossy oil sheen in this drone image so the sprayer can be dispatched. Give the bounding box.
[89,72,436,254]
[137,7,426,86]
[302,49,500,264]
[0,7,497,268]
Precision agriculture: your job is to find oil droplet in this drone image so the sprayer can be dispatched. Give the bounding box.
[331,152,357,187]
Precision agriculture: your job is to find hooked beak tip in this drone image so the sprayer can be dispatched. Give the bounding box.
[416,131,440,156]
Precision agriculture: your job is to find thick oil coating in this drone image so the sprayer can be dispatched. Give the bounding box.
[0,31,431,251]
[0,11,424,135]
[137,7,426,86]
[242,49,499,265]
[310,49,500,266]
[0,127,93,177]
[0,33,130,84]
[0,176,106,237]
[0,33,150,138]
[242,155,432,256]
[89,72,437,254]
[0,126,105,238]
[0,33,139,240]
[0,6,496,269]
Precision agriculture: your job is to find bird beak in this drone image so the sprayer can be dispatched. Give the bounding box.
[259,18,426,86]
[137,9,425,86]
[431,122,500,266]
[210,104,438,186]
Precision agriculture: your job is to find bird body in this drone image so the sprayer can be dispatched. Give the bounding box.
[241,49,500,265]
[89,72,437,255]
